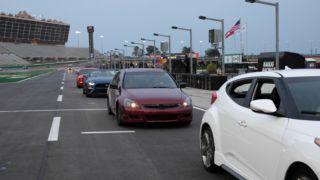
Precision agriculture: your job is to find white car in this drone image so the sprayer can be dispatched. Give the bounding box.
[200,69,320,180]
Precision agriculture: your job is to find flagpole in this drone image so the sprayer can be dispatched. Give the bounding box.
[240,19,243,55]
[246,22,248,57]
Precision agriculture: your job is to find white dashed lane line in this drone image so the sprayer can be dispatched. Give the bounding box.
[57,95,63,102]
[60,86,64,90]
[48,117,61,142]
[193,106,207,112]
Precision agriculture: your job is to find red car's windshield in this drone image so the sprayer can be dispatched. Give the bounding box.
[123,72,177,89]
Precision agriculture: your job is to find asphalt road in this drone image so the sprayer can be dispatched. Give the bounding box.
[0,69,236,180]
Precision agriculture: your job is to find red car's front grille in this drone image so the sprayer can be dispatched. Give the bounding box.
[143,104,179,109]
[144,114,177,121]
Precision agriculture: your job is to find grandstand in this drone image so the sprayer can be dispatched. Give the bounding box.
[0,11,103,66]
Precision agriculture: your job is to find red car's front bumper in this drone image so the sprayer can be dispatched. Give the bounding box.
[119,106,193,123]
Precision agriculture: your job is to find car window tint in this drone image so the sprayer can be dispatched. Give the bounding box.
[123,72,177,89]
[253,79,280,109]
[285,76,320,120]
[111,72,120,86]
[227,79,252,106]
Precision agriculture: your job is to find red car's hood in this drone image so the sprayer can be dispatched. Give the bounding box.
[125,88,184,104]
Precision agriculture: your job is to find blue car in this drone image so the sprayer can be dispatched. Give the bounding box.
[83,70,116,97]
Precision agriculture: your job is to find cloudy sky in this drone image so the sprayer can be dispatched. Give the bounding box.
[1,0,320,55]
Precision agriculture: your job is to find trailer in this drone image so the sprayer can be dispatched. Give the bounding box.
[258,51,306,71]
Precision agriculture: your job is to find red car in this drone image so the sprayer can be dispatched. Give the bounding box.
[76,68,98,88]
[107,68,192,125]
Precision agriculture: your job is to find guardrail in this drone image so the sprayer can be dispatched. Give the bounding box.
[0,60,87,69]
[171,73,227,90]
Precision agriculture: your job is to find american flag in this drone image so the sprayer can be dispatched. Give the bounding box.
[225,20,241,39]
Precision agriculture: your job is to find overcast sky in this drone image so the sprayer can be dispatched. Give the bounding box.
[1,0,320,55]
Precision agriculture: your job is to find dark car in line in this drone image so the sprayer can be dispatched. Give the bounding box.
[83,70,116,97]
[107,68,192,126]
[76,68,99,88]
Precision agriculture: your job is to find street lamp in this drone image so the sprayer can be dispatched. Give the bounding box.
[141,38,156,66]
[131,41,145,68]
[199,15,225,75]
[245,0,279,70]
[172,26,193,74]
[75,30,81,48]
[154,33,172,72]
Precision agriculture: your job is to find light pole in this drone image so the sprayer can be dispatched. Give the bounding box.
[154,33,172,72]
[75,30,81,48]
[199,40,203,57]
[199,15,225,75]
[245,0,279,70]
[99,35,104,53]
[115,48,125,69]
[141,38,156,66]
[131,42,145,68]
[172,26,193,74]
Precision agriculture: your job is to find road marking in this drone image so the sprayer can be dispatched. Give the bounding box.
[57,95,63,102]
[16,71,53,83]
[62,72,66,81]
[0,108,107,113]
[61,82,64,85]
[60,86,64,90]
[193,106,207,112]
[81,131,136,135]
[48,117,61,141]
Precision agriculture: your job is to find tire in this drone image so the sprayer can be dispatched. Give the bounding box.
[107,98,113,115]
[200,127,220,172]
[289,167,318,180]
[116,106,125,126]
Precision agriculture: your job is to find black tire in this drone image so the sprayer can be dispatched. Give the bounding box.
[107,98,113,115]
[116,106,125,126]
[289,167,318,180]
[200,127,220,172]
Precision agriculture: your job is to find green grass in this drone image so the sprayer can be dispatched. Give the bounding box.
[0,70,53,83]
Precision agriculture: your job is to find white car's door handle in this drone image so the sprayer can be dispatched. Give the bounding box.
[238,121,247,127]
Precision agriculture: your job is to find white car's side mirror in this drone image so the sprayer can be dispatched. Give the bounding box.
[250,99,277,114]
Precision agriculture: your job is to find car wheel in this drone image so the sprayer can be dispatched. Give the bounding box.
[116,106,125,126]
[201,127,220,172]
[85,89,92,97]
[107,98,113,115]
[290,167,318,180]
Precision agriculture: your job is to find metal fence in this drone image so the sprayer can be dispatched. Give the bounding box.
[171,73,227,90]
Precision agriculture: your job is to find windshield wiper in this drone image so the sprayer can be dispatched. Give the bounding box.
[152,86,171,88]
[301,110,320,115]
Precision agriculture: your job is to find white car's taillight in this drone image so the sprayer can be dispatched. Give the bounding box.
[315,138,320,147]
[211,91,217,104]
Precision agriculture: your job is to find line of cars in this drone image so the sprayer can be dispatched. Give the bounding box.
[75,66,319,180]
[75,68,193,125]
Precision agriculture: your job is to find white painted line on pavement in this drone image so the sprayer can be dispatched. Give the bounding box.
[193,106,207,112]
[61,82,64,85]
[57,95,63,102]
[16,71,53,83]
[48,117,61,141]
[81,131,136,135]
[60,86,64,90]
[62,72,66,81]
[0,108,107,113]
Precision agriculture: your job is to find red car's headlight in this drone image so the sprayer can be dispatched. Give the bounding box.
[124,98,140,109]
